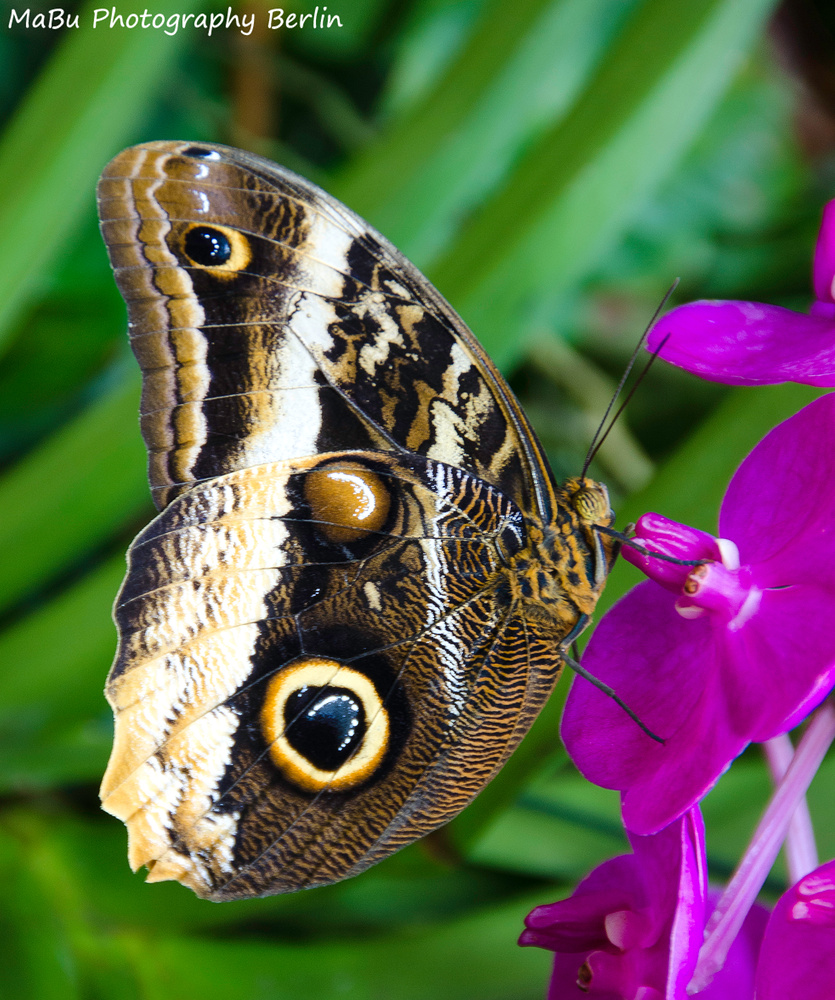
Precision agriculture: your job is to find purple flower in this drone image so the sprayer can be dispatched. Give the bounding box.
[695,895,768,1000]
[519,808,706,999]
[755,859,835,1000]
[646,200,835,385]
[562,393,835,835]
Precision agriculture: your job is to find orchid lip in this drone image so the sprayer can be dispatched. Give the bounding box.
[675,560,760,626]
[727,587,762,631]
[624,515,728,593]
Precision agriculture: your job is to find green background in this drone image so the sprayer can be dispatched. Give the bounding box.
[1,0,834,996]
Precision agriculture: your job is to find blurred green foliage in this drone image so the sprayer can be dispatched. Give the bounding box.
[1,0,833,996]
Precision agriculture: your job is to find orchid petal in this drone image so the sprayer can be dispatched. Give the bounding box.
[755,860,835,1000]
[565,579,835,833]
[720,585,835,740]
[562,583,745,834]
[646,301,835,386]
[719,393,835,582]
[522,810,706,1000]
[567,396,835,832]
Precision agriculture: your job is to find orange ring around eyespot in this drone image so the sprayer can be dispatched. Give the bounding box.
[180,222,252,276]
[260,658,390,793]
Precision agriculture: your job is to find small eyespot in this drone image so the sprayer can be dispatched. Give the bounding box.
[183,146,220,160]
[179,222,252,276]
[184,226,232,266]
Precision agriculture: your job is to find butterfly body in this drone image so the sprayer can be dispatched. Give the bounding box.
[97,142,614,899]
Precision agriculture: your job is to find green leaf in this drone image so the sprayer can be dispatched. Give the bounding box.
[338,0,636,267]
[0,370,149,616]
[0,816,83,999]
[470,767,626,882]
[430,0,780,365]
[111,893,551,1000]
[0,556,123,790]
[10,809,538,937]
[0,807,551,999]
[0,0,206,352]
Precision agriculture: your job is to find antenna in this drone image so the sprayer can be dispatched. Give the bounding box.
[580,280,679,483]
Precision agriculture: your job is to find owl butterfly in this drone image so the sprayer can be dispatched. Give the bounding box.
[97,141,616,900]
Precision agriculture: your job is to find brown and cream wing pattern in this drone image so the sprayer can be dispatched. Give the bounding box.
[97,141,556,518]
[100,452,560,899]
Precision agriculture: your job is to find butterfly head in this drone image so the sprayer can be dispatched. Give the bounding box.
[561,476,619,594]
[563,476,614,531]
[499,477,614,629]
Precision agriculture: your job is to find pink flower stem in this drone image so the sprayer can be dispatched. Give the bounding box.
[688,699,835,995]
[762,733,818,883]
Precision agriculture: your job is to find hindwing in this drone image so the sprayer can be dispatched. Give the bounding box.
[101,452,566,898]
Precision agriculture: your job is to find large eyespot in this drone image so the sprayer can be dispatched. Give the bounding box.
[303,461,391,545]
[180,223,251,275]
[260,658,390,793]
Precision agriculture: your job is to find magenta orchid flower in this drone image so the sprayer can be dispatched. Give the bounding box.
[755,859,835,1000]
[520,707,835,998]
[520,808,707,999]
[646,200,835,385]
[561,393,835,835]
[695,894,768,1000]
[525,197,835,1000]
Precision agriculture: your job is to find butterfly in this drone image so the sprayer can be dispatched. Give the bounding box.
[97,141,616,900]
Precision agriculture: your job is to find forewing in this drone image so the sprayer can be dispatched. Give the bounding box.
[97,141,555,518]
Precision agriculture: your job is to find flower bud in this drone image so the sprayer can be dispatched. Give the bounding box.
[623,513,722,591]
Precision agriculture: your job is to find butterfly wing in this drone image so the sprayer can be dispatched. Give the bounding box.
[97,141,556,519]
[100,452,562,898]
